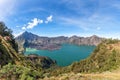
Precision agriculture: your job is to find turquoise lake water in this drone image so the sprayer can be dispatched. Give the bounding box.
[25,44,95,66]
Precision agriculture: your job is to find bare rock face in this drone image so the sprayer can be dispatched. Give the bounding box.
[15,31,103,52]
[89,35,102,45]
[68,35,102,46]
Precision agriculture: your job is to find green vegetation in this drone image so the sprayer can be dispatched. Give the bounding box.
[0,22,13,37]
[0,63,42,80]
[0,22,18,52]
[0,42,14,67]
[103,38,119,44]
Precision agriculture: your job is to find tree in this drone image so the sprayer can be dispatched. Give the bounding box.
[0,22,18,52]
[0,22,13,37]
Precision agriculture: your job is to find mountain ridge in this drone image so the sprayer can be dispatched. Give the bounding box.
[16,31,103,52]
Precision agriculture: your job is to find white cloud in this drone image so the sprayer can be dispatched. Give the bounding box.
[22,26,26,30]
[45,15,53,24]
[27,18,43,29]
[21,15,53,30]
[22,18,43,30]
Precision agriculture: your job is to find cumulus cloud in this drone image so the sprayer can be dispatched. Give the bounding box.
[27,18,43,29]
[45,15,53,24]
[21,15,53,30]
[22,18,43,30]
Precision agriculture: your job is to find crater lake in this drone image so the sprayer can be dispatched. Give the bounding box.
[25,44,96,66]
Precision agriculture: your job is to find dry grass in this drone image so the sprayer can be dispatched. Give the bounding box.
[42,72,120,80]
[83,72,120,80]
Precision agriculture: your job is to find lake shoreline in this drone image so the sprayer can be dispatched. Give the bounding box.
[24,44,96,66]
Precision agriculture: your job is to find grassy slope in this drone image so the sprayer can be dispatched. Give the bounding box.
[70,39,120,73]
[0,35,36,68]
[43,72,120,80]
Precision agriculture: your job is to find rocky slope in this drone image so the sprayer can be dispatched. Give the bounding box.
[16,31,103,51]
[68,35,102,46]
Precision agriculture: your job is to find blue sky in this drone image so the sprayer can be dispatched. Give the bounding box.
[0,0,120,38]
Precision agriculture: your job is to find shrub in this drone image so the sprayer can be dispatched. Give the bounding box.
[0,63,43,80]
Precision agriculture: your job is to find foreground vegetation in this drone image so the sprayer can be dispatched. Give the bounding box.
[0,63,42,80]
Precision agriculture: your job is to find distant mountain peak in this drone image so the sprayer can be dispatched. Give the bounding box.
[23,31,29,34]
[22,31,32,35]
[91,35,99,38]
[15,31,39,41]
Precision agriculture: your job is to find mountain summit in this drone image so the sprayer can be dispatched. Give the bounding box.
[17,31,39,40]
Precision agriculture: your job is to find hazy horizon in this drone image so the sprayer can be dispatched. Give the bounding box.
[16,31,119,40]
